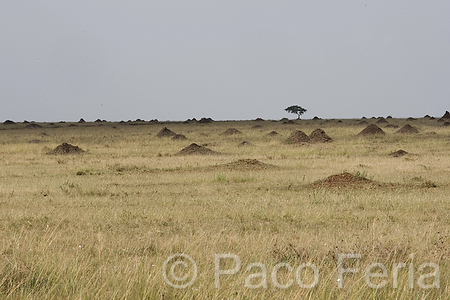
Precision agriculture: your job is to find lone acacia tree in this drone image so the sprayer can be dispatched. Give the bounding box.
[285,105,307,119]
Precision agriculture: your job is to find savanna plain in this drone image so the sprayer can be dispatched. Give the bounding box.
[0,116,449,299]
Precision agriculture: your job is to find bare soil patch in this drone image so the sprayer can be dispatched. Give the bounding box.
[358,124,385,135]
[309,128,333,143]
[156,127,177,138]
[285,130,311,144]
[49,143,84,155]
[267,131,279,136]
[396,124,419,134]
[175,143,220,156]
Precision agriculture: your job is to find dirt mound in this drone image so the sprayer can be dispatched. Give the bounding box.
[385,124,399,128]
[283,120,296,125]
[443,122,450,127]
[175,143,220,156]
[309,128,333,143]
[222,128,241,136]
[78,118,86,123]
[198,117,213,123]
[396,124,419,134]
[356,120,368,125]
[238,141,253,147]
[285,130,311,144]
[3,120,16,125]
[172,134,187,140]
[267,131,279,136]
[389,149,408,157]
[309,172,380,189]
[254,118,264,121]
[442,111,450,119]
[50,143,84,155]
[437,118,446,123]
[358,124,385,136]
[219,159,276,170]
[156,127,177,138]
[376,118,388,124]
[407,117,417,121]
[25,123,42,129]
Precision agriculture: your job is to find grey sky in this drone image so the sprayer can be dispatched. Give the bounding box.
[1,1,449,122]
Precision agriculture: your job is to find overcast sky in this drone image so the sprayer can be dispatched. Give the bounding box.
[1,1,449,122]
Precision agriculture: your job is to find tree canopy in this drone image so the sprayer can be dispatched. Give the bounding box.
[285,105,307,119]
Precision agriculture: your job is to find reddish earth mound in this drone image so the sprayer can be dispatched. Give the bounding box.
[358,124,385,135]
[175,143,220,155]
[156,127,177,138]
[396,124,419,134]
[172,134,187,140]
[50,143,84,155]
[285,130,311,144]
[222,128,241,136]
[309,128,333,143]
[442,111,450,119]
[309,172,380,189]
[389,149,408,157]
[267,131,279,136]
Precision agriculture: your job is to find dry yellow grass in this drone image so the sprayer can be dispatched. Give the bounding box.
[0,118,449,299]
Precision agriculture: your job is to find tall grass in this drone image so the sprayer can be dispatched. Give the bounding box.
[0,118,449,298]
